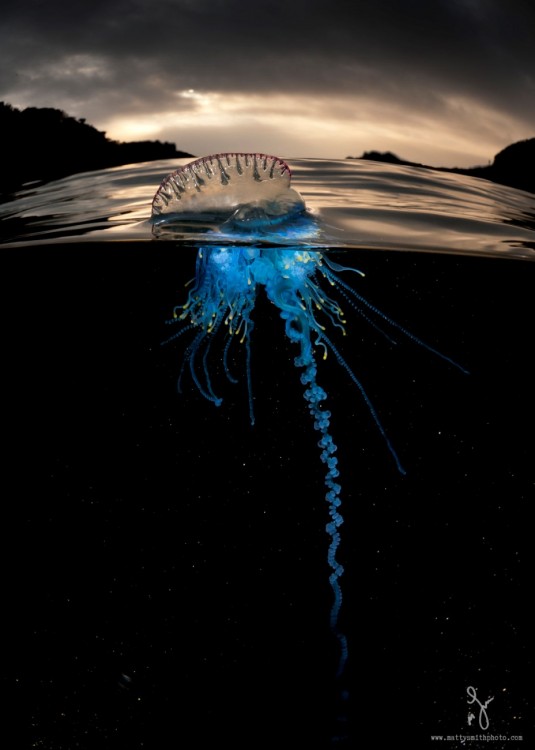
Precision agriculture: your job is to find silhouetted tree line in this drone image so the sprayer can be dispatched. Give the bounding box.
[1,102,193,192]
[348,138,535,195]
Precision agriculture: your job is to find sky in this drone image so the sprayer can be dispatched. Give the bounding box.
[1,0,534,167]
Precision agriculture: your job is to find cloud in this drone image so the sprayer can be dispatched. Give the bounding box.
[1,0,534,165]
[94,89,523,167]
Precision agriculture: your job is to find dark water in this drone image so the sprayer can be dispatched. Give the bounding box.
[1,160,534,749]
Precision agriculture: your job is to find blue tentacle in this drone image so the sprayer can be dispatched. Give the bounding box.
[323,266,469,374]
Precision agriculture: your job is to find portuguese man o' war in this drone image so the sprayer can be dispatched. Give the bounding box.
[152,152,306,231]
[151,153,467,724]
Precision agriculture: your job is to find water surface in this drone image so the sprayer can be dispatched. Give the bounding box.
[1,157,535,259]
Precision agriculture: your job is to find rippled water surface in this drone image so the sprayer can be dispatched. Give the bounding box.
[1,157,535,258]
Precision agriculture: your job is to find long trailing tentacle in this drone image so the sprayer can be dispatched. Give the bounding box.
[188,330,222,406]
[282,309,349,680]
[245,320,255,426]
[222,335,239,384]
[323,266,468,374]
[315,328,406,476]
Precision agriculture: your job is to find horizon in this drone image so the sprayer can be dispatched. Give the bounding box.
[2,1,535,169]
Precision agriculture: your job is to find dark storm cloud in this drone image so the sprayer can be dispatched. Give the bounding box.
[1,0,534,162]
[2,0,534,99]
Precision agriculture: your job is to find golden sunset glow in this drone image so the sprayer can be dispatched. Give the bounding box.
[98,89,531,167]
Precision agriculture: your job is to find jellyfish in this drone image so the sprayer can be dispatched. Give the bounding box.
[151,153,466,731]
[152,152,305,230]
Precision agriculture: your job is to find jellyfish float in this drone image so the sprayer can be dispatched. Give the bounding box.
[151,153,466,737]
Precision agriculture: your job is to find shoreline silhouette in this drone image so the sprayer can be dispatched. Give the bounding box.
[0,102,193,194]
[348,139,535,195]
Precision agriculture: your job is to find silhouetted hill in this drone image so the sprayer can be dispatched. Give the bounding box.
[483,139,535,193]
[0,102,193,192]
[351,150,428,169]
[348,139,535,194]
